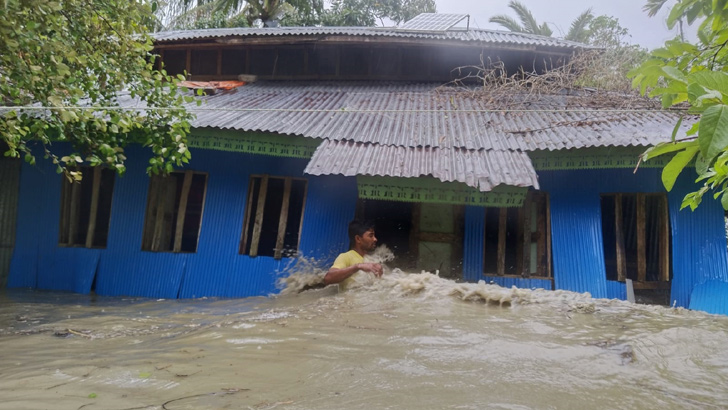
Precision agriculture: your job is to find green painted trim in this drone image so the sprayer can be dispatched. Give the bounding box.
[529,147,673,170]
[188,129,320,159]
[357,176,527,207]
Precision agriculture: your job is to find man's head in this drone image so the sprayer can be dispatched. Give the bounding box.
[348,219,377,253]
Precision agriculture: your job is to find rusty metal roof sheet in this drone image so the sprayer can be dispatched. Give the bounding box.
[151,26,590,50]
[182,81,690,151]
[304,140,539,191]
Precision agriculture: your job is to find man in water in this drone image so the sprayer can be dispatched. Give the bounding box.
[323,220,383,290]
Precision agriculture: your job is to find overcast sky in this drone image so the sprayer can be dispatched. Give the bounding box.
[434,0,688,49]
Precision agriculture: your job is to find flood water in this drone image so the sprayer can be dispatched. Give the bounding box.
[1,262,728,409]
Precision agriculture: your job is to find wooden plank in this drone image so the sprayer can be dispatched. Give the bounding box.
[660,194,670,282]
[497,207,507,276]
[249,175,268,257]
[274,178,292,259]
[637,193,647,282]
[521,193,532,277]
[84,167,102,248]
[614,194,627,282]
[152,176,175,252]
[216,49,222,76]
[185,49,191,77]
[173,171,194,253]
[294,180,308,255]
[68,179,82,246]
[632,281,672,290]
[192,173,209,253]
[142,176,160,251]
[239,177,258,254]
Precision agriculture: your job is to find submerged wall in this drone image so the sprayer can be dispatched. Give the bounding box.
[463,168,728,308]
[8,143,356,298]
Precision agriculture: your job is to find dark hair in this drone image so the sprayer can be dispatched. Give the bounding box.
[348,219,375,249]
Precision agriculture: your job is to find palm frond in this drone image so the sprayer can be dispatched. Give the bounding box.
[565,8,593,42]
[508,0,542,35]
[488,14,524,32]
[643,0,669,18]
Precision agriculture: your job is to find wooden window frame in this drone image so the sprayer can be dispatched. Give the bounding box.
[141,170,208,253]
[240,174,308,259]
[483,191,552,279]
[58,166,114,249]
[601,192,670,289]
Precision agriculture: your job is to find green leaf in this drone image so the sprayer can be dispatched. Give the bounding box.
[662,66,687,82]
[88,393,97,399]
[695,152,710,175]
[722,191,728,210]
[642,139,697,161]
[139,372,151,379]
[662,145,699,191]
[671,116,684,142]
[698,104,728,161]
[689,71,728,98]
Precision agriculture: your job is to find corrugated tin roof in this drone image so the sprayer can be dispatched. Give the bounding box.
[151,26,591,50]
[178,81,691,151]
[304,140,539,191]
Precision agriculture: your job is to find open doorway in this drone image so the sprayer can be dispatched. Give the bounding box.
[355,199,464,278]
[600,193,671,305]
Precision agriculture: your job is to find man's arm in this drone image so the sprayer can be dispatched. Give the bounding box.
[323,263,383,285]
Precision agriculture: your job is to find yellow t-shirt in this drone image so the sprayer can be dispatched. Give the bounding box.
[331,250,366,291]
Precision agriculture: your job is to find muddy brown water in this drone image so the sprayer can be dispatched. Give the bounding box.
[1,267,728,410]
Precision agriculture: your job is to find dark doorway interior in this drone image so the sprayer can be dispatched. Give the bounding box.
[355,199,414,269]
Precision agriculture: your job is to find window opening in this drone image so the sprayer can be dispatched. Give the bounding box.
[191,49,218,76]
[142,171,208,253]
[240,175,308,259]
[59,166,115,248]
[600,193,671,286]
[483,191,550,278]
[163,49,187,77]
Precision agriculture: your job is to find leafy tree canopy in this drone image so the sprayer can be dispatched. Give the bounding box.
[0,0,196,180]
[629,0,728,210]
[160,0,435,29]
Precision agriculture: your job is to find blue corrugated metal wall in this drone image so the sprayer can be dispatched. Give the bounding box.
[462,168,728,307]
[8,146,101,294]
[668,173,728,307]
[8,143,356,298]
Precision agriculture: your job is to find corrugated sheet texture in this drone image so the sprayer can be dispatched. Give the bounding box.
[462,206,485,282]
[152,26,590,50]
[0,158,20,288]
[538,168,728,307]
[539,169,666,299]
[8,146,99,294]
[304,140,539,191]
[8,143,355,298]
[171,82,689,151]
[668,173,728,309]
[689,280,728,315]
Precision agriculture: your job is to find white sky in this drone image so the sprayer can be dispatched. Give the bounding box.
[434,0,691,49]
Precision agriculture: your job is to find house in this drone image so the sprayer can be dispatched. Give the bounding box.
[4,14,728,311]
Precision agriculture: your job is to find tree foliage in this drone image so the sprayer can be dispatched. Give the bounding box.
[160,0,435,29]
[629,0,728,210]
[0,0,196,180]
